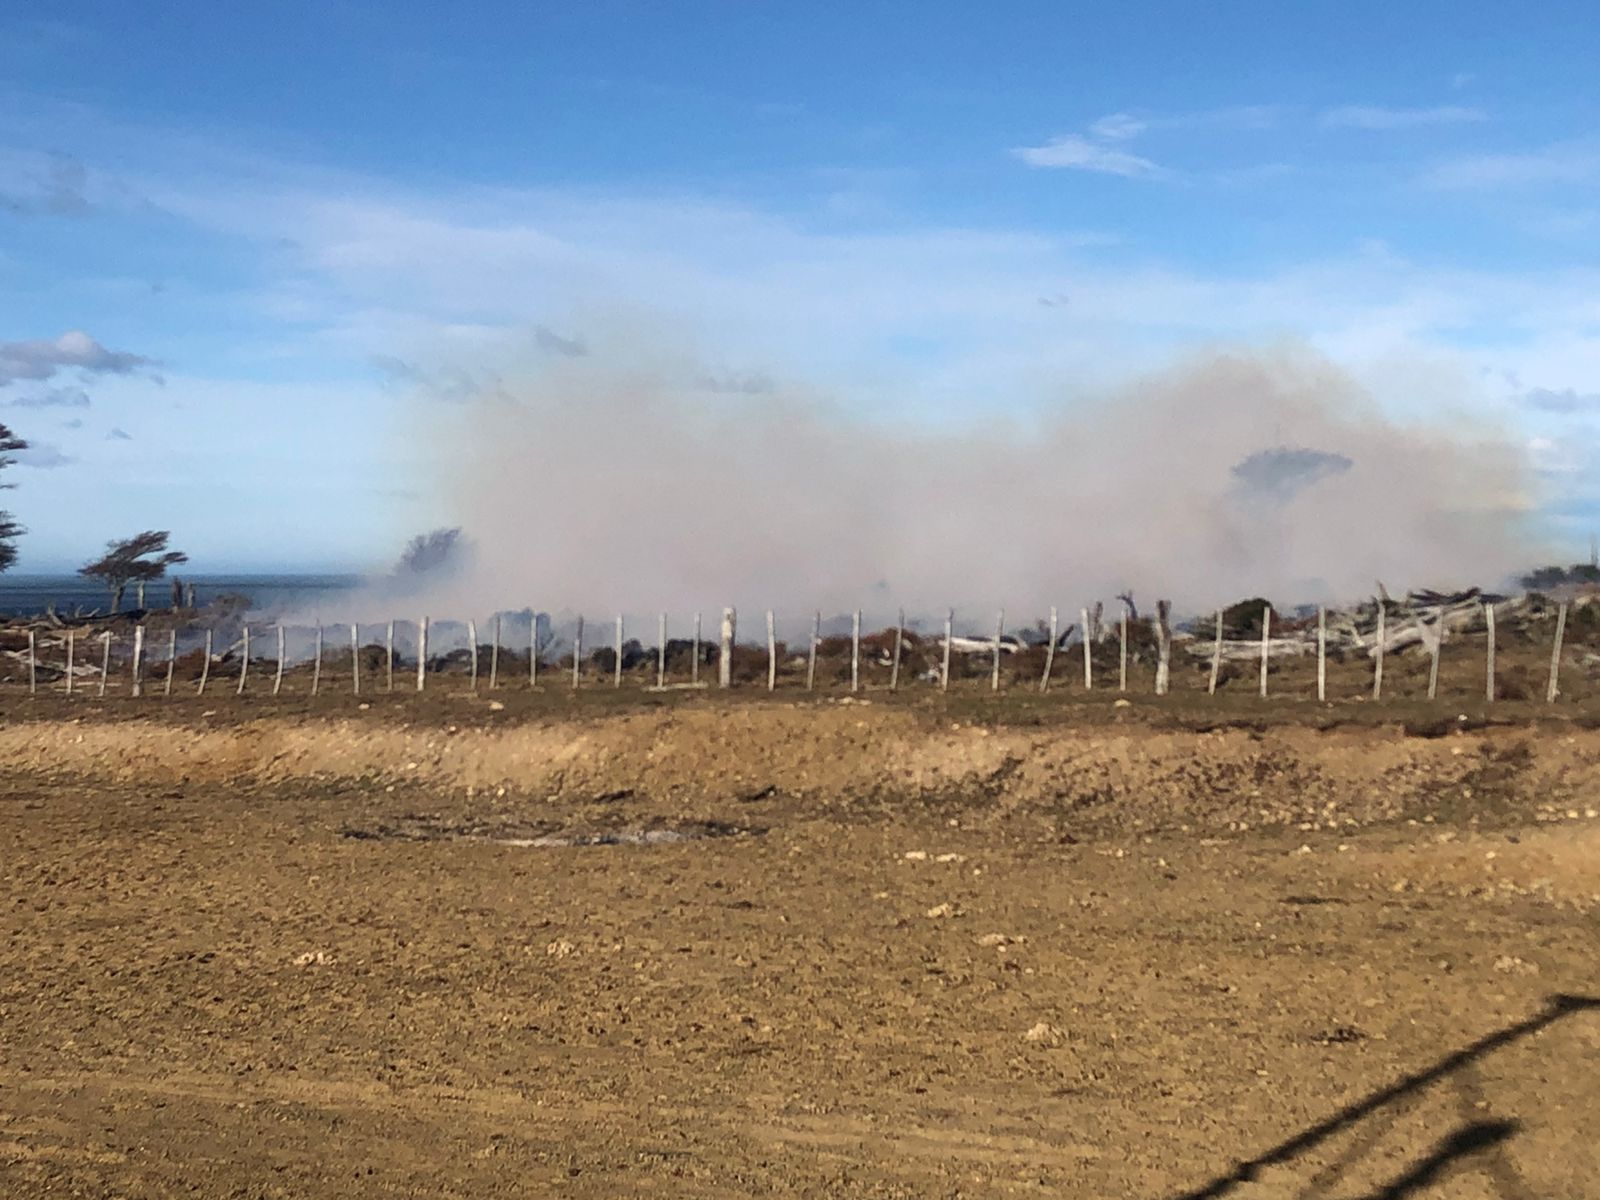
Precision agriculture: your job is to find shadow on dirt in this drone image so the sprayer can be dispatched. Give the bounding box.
[1170,993,1600,1200]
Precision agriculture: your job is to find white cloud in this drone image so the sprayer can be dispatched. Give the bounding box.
[1423,141,1600,189]
[1089,112,1146,141]
[1321,105,1487,130]
[1012,135,1164,178]
[0,331,153,387]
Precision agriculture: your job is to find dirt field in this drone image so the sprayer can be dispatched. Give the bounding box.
[3,690,1598,1197]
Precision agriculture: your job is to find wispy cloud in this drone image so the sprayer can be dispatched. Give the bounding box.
[1321,105,1486,130]
[1088,113,1146,141]
[0,331,153,387]
[1524,387,1600,414]
[9,384,91,408]
[1423,141,1599,189]
[1012,134,1164,178]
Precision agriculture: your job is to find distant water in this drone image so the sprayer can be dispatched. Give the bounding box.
[0,573,362,618]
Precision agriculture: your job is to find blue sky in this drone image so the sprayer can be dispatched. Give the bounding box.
[2,1,1598,571]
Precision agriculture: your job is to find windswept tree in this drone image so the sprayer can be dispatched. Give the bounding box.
[80,530,188,612]
[0,423,27,574]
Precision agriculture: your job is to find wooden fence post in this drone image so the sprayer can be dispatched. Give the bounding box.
[1258,604,1271,699]
[530,612,539,689]
[890,608,904,692]
[237,626,250,695]
[165,629,176,697]
[851,610,862,693]
[1484,602,1496,703]
[386,620,395,692]
[351,624,360,695]
[1547,603,1567,703]
[311,625,323,696]
[1119,609,1129,693]
[941,609,953,693]
[1426,608,1443,701]
[1208,609,1223,696]
[198,630,211,695]
[468,619,479,692]
[1317,606,1327,702]
[1040,606,1058,693]
[1081,606,1093,691]
[27,629,36,695]
[572,615,583,689]
[136,580,145,610]
[806,611,819,692]
[490,615,500,690]
[65,630,73,696]
[719,608,735,688]
[990,609,1004,693]
[131,625,144,697]
[657,613,667,689]
[692,612,702,687]
[656,613,667,689]
[1154,601,1171,696]
[99,632,111,698]
[274,625,286,696]
[416,617,428,692]
[1373,603,1387,701]
[613,615,623,688]
[766,610,777,692]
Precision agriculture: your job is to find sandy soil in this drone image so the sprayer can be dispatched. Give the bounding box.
[2,694,1598,1197]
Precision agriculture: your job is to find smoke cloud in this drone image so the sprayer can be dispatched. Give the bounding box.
[343,342,1542,630]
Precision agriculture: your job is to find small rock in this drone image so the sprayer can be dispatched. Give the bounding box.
[934,852,966,864]
[1023,1022,1064,1047]
[904,850,928,861]
[292,950,333,967]
[1113,699,1131,709]
[1492,955,1539,976]
[925,902,960,919]
[488,700,505,711]
[546,938,577,958]
[976,933,1011,947]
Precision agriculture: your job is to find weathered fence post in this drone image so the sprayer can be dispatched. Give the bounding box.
[351,624,360,695]
[1119,609,1129,693]
[1317,606,1327,702]
[386,620,395,692]
[197,630,211,695]
[530,612,539,689]
[274,625,286,696]
[941,608,953,693]
[1040,606,1058,693]
[851,610,862,693]
[1484,602,1496,704]
[165,629,176,697]
[890,608,904,692]
[1081,606,1093,691]
[237,626,250,695]
[692,612,702,687]
[468,619,479,692]
[489,615,500,690]
[1426,608,1443,701]
[1208,609,1223,696]
[766,610,777,692]
[136,580,146,610]
[572,615,584,689]
[65,630,73,696]
[1154,601,1172,696]
[1373,603,1387,701]
[99,632,111,698]
[613,615,623,688]
[27,629,36,695]
[416,616,428,692]
[1258,604,1271,699]
[719,608,735,688]
[311,625,323,696]
[131,625,144,697]
[990,609,1004,693]
[657,613,667,689]
[806,611,820,692]
[1547,602,1567,703]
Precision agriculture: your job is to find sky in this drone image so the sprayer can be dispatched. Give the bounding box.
[2,1,1598,575]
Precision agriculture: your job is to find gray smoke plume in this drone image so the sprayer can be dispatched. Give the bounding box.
[341,342,1541,628]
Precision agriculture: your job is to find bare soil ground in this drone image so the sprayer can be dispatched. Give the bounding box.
[2,690,1598,1198]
